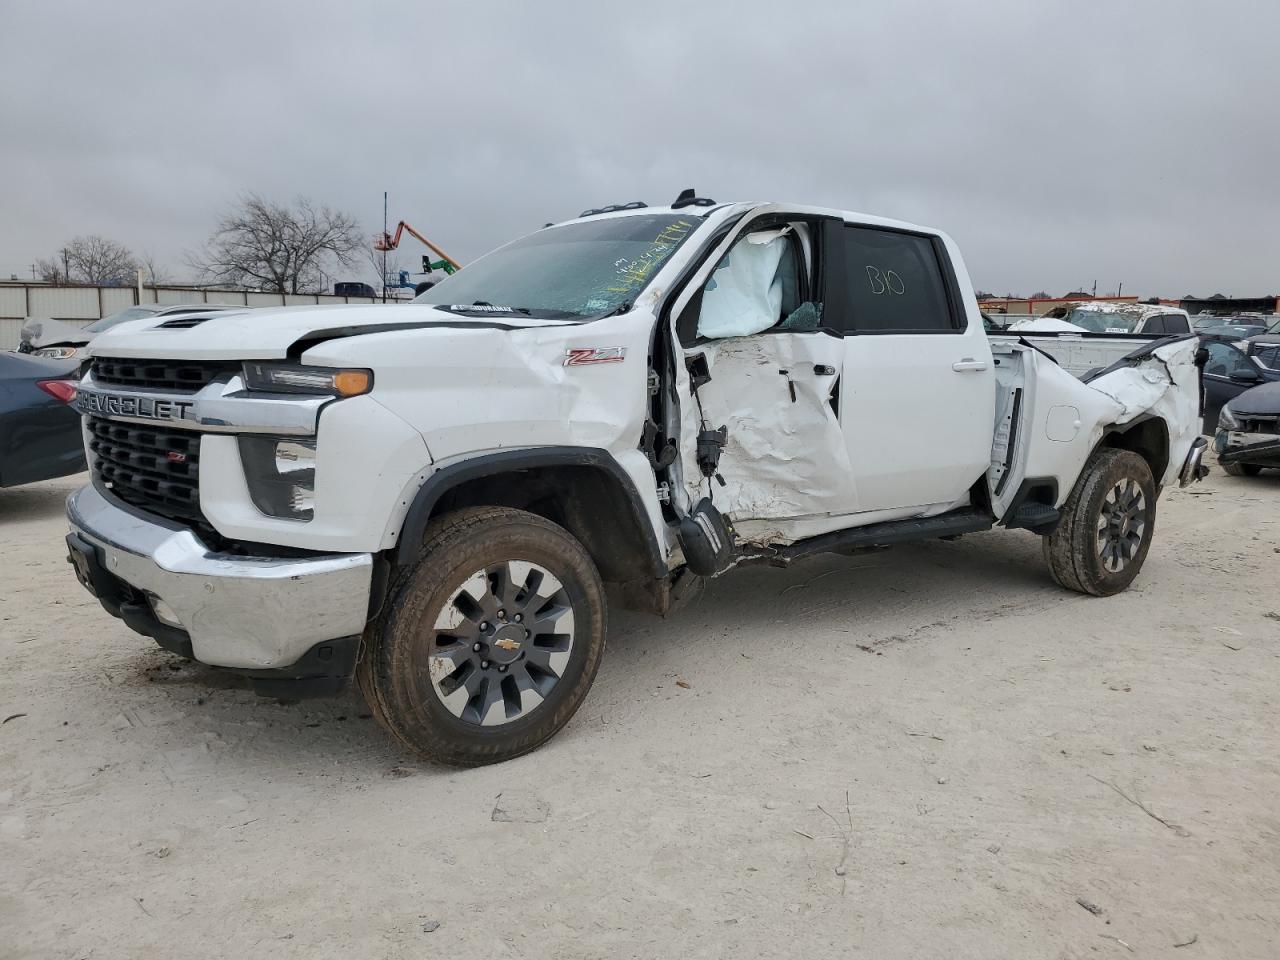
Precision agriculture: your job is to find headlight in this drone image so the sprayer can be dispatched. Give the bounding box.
[238,437,317,521]
[242,362,372,397]
[34,346,80,360]
[1218,406,1240,430]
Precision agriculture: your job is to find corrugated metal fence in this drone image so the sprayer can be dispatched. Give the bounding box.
[0,282,390,350]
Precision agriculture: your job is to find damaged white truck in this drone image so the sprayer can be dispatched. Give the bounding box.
[64,193,1207,765]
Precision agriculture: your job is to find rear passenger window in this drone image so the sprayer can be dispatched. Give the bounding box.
[1144,316,1166,334]
[840,226,956,333]
[1162,314,1190,334]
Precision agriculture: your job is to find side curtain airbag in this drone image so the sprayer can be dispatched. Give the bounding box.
[696,230,790,340]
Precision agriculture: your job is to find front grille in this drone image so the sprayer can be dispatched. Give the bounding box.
[1239,414,1279,433]
[91,357,240,392]
[87,416,202,521]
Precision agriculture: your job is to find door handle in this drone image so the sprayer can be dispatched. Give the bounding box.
[813,364,836,376]
[952,358,988,372]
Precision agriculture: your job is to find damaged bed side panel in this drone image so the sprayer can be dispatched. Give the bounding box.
[994,338,1201,515]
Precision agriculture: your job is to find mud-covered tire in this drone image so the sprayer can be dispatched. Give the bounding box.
[1221,460,1262,477]
[358,506,606,766]
[1042,448,1156,597]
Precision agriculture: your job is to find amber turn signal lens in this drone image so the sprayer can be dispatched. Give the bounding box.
[333,370,372,396]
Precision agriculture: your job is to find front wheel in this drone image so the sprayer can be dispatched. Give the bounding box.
[358,507,606,766]
[1043,448,1156,596]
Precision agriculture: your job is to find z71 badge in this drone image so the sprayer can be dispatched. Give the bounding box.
[563,346,626,366]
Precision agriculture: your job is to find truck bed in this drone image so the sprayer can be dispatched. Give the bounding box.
[988,330,1184,380]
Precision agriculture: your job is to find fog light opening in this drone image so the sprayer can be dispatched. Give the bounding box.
[150,597,183,629]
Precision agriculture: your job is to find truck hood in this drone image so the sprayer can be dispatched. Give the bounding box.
[19,317,93,350]
[87,304,576,360]
[1229,380,1280,416]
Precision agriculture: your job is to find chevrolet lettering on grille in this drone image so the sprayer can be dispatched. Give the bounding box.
[77,390,194,423]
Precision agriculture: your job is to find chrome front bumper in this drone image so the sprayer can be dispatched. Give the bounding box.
[66,484,373,670]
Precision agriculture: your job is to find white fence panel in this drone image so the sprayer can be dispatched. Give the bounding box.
[205,291,250,306]
[101,288,135,313]
[246,292,284,307]
[0,319,26,350]
[0,288,25,320]
[155,288,204,306]
[28,287,101,319]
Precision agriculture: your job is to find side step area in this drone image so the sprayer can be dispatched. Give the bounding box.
[762,507,993,566]
[1005,501,1060,530]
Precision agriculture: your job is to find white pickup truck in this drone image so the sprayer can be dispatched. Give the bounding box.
[64,194,1207,765]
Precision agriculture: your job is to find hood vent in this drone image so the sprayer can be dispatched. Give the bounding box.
[157,316,211,329]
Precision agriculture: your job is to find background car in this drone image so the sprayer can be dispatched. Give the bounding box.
[1191,314,1276,341]
[18,303,243,360]
[0,352,85,488]
[1239,333,1280,372]
[1199,335,1280,433]
[1216,381,1280,477]
[1038,301,1193,335]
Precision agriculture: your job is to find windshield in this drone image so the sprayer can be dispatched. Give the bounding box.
[1064,308,1139,333]
[413,214,699,318]
[85,305,159,333]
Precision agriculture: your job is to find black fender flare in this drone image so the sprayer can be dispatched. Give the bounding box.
[394,446,668,578]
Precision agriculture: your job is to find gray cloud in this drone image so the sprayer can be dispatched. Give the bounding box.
[3,0,1277,297]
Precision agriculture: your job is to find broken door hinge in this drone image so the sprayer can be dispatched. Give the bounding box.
[647,369,660,396]
[655,481,671,504]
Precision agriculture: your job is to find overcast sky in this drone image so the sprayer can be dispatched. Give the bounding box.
[2,0,1277,297]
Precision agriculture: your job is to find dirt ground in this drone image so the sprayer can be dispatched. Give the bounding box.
[2,468,1278,959]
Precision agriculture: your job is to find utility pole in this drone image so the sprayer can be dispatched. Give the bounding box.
[61,247,71,285]
[382,191,388,303]
[1117,281,1123,298]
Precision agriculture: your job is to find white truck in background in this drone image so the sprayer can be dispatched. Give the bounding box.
[64,193,1207,765]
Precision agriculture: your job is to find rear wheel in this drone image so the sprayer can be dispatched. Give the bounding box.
[1221,460,1262,477]
[1043,448,1156,597]
[358,507,606,766]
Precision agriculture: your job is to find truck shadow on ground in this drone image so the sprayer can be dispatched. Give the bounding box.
[102,528,1061,776]
[0,478,83,524]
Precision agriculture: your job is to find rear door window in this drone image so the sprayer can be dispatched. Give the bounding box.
[838,226,957,333]
[1161,313,1190,334]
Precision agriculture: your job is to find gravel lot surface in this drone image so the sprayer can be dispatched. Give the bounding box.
[3,469,1278,959]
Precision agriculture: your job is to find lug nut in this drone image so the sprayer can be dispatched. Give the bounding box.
[472,642,482,652]
[481,660,491,669]
[480,621,490,632]
[498,609,507,620]
[513,613,523,623]
[498,665,507,673]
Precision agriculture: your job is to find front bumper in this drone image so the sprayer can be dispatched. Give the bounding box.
[1215,429,1280,466]
[66,483,373,683]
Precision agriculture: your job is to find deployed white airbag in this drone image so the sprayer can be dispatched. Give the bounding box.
[696,229,791,340]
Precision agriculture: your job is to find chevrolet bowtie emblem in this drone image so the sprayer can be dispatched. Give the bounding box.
[494,638,521,651]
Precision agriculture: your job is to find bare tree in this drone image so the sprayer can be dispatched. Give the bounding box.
[39,236,139,285]
[35,258,66,284]
[193,194,362,294]
[365,245,405,300]
[139,252,169,286]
